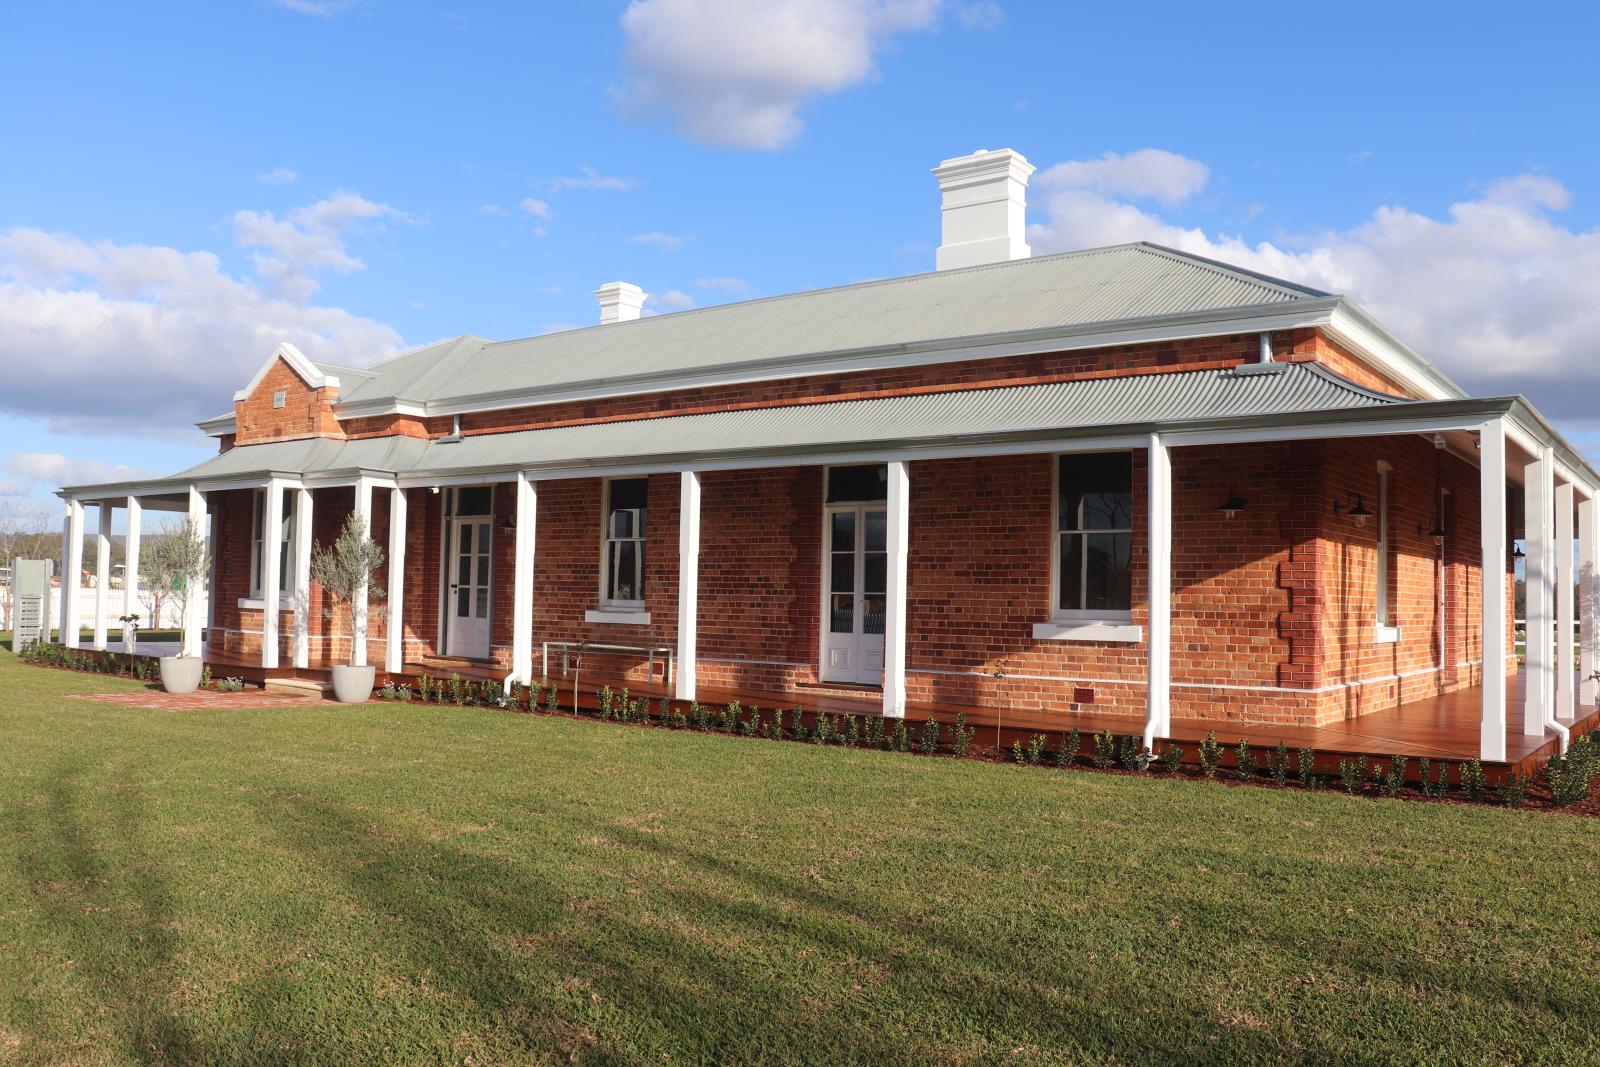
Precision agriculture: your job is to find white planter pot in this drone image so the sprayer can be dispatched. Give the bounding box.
[159,656,204,695]
[331,664,376,704]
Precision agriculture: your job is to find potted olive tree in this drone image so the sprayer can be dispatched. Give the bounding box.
[145,518,210,694]
[311,511,386,703]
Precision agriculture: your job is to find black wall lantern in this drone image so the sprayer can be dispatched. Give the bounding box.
[1218,492,1247,520]
[1333,494,1373,526]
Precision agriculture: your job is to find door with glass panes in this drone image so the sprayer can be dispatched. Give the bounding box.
[446,516,492,658]
[821,502,888,685]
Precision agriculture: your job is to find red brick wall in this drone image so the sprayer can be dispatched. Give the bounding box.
[233,357,342,444]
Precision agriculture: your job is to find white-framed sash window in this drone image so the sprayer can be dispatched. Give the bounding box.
[248,488,294,599]
[1052,452,1134,621]
[600,477,648,609]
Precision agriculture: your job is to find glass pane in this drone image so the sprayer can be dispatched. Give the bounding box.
[863,553,886,595]
[830,552,854,593]
[830,593,854,634]
[862,595,886,635]
[279,543,291,592]
[607,478,648,539]
[457,554,470,586]
[613,541,639,601]
[830,511,855,550]
[459,523,473,554]
[826,464,888,503]
[477,522,490,546]
[457,587,470,616]
[1084,532,1132,611]
[610,509,638,539]
[456,487,492,515]
[1060,533,1082,611]
[1059,453,1133,530]
[864,510,886,553]
[476,587,488,618]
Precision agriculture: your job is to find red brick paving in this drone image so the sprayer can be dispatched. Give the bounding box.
[71,689,322,711]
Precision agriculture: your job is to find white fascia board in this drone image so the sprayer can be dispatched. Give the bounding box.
[232,342,342,403]
[197,414,238,437]
[1324,304,1464,401]
[333,301,1343,422]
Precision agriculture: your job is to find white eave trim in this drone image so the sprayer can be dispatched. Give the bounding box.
[330,301,1345,422]
[1323,304,1461,402]
[233,342,341,403]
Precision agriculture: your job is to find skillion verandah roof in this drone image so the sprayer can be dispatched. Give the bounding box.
[70,361,1439,497]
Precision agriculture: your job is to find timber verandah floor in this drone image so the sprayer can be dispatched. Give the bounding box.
[183,640,1592,784]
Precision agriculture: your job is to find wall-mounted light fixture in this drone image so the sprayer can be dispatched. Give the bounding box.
[1332,494,1373,526]
[1512,541,1527,559]
[1419,521,1446,546]
[1218,492,1247,520]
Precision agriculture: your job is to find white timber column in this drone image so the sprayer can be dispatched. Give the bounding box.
[183,486,207,657]
[386,486,408,675]
[1144,433,1173,753]
[1581,492,1599,710]
[351,477,374,667]
[675,470,701,700]
[60,499,84,646]
[882,460,911,719]
[291,487,314,669]
[260,480,285,669]
[1555,481,1576,721]
[1479,420,1508,761]
[1524,445,1555,737]
[123,496,142,653]
[508,476,537,687]
[93,503,112,650]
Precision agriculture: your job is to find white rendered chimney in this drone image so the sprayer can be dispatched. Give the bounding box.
[596,281,647,324]
[931,148,1035,271]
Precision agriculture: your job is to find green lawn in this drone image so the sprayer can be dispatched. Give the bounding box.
[2,649,1598,1065]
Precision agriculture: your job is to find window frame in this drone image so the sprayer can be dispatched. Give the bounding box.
[1050,451,1135,624]
[1374,461,1400,643]
[247,488,295,601]
[597,476,648,611]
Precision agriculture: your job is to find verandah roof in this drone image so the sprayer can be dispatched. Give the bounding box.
[66,362,1440,496]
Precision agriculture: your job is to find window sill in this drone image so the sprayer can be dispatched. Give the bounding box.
[237,597,292,612]
[585,609,652,626]
[1032,620,1144,644]
[1375,625,1402,645]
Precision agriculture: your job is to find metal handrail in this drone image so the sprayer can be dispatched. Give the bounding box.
[541,640,675,685]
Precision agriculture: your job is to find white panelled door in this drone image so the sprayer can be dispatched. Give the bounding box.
[446,516,492,659]
[821,504,887,685]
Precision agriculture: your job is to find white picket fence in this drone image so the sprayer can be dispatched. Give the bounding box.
[0,584,202,633]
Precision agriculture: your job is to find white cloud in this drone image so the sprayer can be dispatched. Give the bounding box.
[693,276,753,293]
[257,166,299,185]
[1034,149,1210,207]
[6,452,153,488]
[618,0,942,149]
[276,0,362,14]
[630,230,686,251]
[547,165,639,193]
[954,1,1003,30]
[232,190,406,302]
[654,289,696,310]
[1028,150,1600,425]
[0,219,404,439]
[519,197,552,219]
[480,203,508,216]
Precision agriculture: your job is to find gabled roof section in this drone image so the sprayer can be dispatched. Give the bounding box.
[329,243,1343,416]
[232,342,343,403]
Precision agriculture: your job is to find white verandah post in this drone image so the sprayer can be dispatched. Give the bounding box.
[386,486,408,676]
[292,487,313,669]
[261,480,285,670]
[123,496,141,653]
[1555,481,1576,722]
[1479,420,1508,762]
[675,470,701,701]
[1144,433,1173,753]
[93,503,112,651]
[1524,445,1555,738]
[508,475,536,688]
[351,477,374,668]
[183,486,207,658]
[1581,492,1599,711]
[60,499,84,647]
[882,460,911,719]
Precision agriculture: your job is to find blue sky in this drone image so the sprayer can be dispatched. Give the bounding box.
[3,0,1599,521]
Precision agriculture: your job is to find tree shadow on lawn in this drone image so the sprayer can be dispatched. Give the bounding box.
[9,759,215,1063]
[243,790,1300,1064]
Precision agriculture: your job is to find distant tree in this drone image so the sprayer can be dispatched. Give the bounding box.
[143,519,209,654]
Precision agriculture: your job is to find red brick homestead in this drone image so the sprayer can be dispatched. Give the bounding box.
[56,149,1598,769]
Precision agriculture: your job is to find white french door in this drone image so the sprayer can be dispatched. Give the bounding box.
[821,503,887,685]
[446,516,492,659]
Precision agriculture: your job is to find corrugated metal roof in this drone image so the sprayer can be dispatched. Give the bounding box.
[157,362,1403,487]
[335,244,1330,409]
